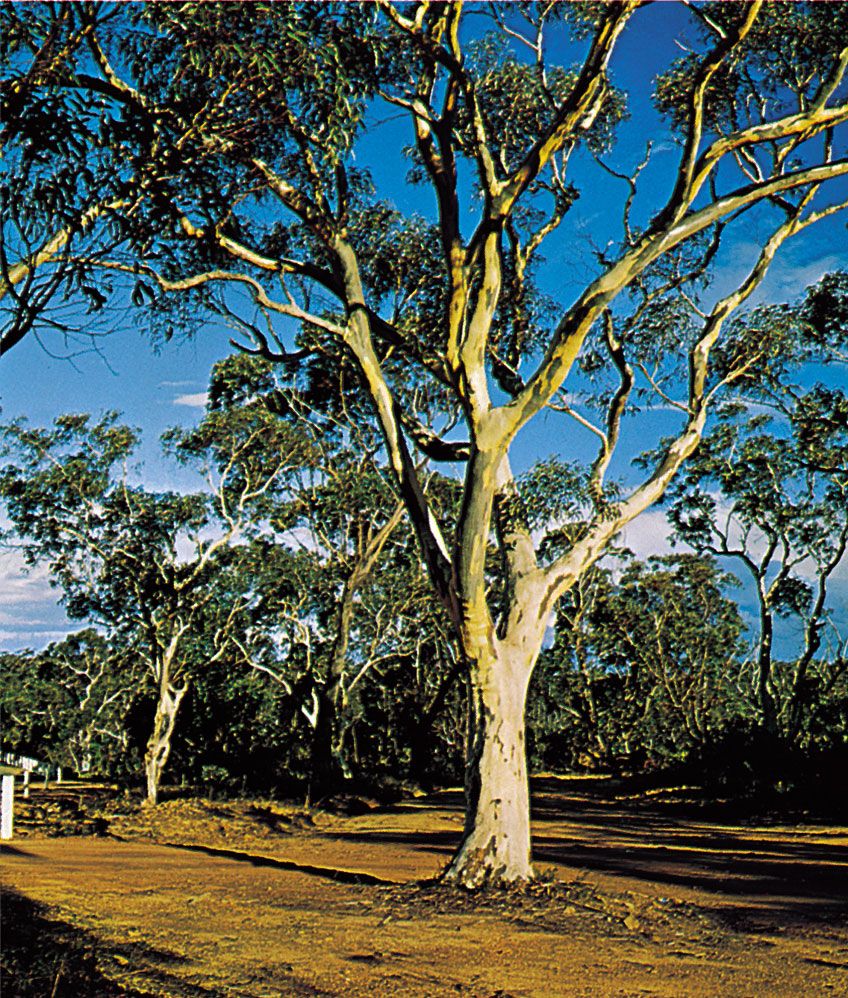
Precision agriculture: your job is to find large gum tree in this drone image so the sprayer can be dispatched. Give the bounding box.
[3,2,848,884]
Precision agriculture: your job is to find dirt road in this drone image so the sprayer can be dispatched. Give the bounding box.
[2,777,847,996]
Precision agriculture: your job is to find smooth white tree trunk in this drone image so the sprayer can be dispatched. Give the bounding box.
[144,683,186,805]
[444,650,534,887]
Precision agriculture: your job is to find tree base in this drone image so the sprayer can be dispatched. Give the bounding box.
[442,839,535,890]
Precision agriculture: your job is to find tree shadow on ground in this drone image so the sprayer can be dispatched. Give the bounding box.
[0,882,338,998]
[327,776,848,932]
[531,834,848,923]
[0,887,204,997]
[164,840,394,885]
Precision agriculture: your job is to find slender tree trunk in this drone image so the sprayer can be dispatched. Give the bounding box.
[787,640,819,743]
[309,578,356,800]
[786,539,845,741]
[308,504,404,800]
[575,653,607,762]
[144,682,187,805]
[409,650,465,788]
[757,602,778,736]
[443,646,535,887]
[308,685,347,800]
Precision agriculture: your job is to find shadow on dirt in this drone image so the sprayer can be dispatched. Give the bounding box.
[529,775,848,928]
[163,840,394,886]
[0,881,341,997]
[0,886,211,997]
[325,776,848,933]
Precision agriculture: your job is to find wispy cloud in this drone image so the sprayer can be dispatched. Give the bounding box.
[758,250,846,300]
[0,550,72,651]
[173,392,209,408]
[709,243,848,308]
[0,610,63,626]
[616,509,675,561]
[159,380,197,389]
[0,628,74,648]
[0,551,55,605]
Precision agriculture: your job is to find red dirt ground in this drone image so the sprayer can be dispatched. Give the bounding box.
[2,775,847,996]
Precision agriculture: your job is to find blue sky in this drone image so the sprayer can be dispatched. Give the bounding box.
[1,2,846,652]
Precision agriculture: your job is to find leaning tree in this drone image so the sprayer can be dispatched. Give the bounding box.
[171,352,414,799]
[2,2,848,884]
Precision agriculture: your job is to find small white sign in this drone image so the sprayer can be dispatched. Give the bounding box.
[1,774,13,840]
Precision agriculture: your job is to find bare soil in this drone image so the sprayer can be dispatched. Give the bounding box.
[2,775,847,996]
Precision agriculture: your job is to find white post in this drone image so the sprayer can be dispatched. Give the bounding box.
[22,769,31,799]
[56,766,63,785]
[1,775,13,840]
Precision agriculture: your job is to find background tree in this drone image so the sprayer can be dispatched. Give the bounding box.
[3,1,848,884]
[0,406,294,802]
[178,353,458,799]
[530,554,747,772]
[165,642,303,798]
[665,281,848,746]
[0,629,139,776]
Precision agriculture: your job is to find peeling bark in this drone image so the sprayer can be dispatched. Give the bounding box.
[444,646,535,887]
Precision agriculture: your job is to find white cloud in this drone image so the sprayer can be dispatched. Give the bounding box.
[173,523,229,564]
[757,251,846,301]
[173,392,209,408]
[621,496,848,595]
[0,628,74,647]
[616,509,675,561]
[159,380,197,389]
[0,551,55,605]
[709,242,847,309]
[0,550,72,651]
[0,611,62,626]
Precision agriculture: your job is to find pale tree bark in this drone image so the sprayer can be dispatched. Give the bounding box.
[227,59,842,886]
[705,515,848,743]
[144,678,188,806]
[756,568,780,736]
[444,640,538,884]
[143,628,189,806]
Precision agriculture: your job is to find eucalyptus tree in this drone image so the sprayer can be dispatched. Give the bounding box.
[281,452,406,797]
[665,281,848,745]
[324,519,463,791]
[538,554,747,768]
[178,353,447,798]
[0,629,139,775]
[4,2,848,883]
[0,408,295,802]
[217,475,461,796]
[0,3,141,353]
